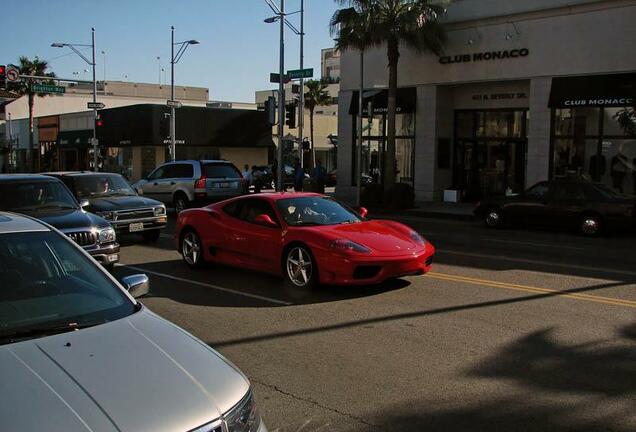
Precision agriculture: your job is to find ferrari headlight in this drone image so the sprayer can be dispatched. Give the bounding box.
[96,211,115,221]
[98,227,116,244]
[329,239,371,254]
[154,205,166,216]
[224,389,261,432]
[410,230,426,246]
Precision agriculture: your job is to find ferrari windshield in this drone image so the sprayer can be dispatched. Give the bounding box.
[0,231,136,345]
[74,174,137,198]
[276,196,362,226]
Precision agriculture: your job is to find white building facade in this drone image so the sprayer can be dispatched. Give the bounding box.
[336,0,636,202]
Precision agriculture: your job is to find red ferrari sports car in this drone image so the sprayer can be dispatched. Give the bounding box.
[175,193,435,289]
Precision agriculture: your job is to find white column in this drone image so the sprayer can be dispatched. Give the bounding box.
[414,85,438,202]
[527,77,553,187]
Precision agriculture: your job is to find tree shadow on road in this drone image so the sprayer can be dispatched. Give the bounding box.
[466,327,636,397]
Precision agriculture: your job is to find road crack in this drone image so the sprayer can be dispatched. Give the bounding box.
[251,377,388,431]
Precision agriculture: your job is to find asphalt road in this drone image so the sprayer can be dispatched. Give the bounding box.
[112,215,636,432]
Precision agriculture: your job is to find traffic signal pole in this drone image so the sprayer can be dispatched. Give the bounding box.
[277,0,285,191]
[298,0,304,170]
[91,28,98,172]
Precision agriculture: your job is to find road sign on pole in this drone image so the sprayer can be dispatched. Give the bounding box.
[6,67,19,82]
[166,99,182,108]
[87,102,105,109]
[287,68,313,80]
[32,84,65,94]
[270,73,290,84]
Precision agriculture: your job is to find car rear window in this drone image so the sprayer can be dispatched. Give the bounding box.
[203,163,241,179]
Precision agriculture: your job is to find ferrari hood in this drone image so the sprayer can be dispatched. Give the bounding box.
[0,309,249,432]
[322,219,420,253]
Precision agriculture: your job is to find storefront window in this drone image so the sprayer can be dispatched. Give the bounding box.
[551,107,636,193]
[103,147,133,180]
[476,111,524,138]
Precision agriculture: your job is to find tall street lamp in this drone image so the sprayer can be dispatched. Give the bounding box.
[170,26,199,162]
[52,27,99,171]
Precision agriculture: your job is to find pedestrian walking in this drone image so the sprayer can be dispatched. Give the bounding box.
[293,159,304,192]
[311,160,327,194]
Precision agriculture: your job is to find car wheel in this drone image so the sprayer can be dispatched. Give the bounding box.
[174,193,189,214]
[484,207,504,228]
[181,230,204,268]
[284,245,317,290]
[580,214,602,237]
[142,229,161,243]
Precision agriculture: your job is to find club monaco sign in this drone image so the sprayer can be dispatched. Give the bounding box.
[439,48,530,65]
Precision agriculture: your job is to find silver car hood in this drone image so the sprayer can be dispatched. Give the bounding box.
[0,308,249,432]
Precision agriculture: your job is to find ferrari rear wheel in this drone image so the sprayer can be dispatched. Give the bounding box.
[181,230,204,268]
[285,246,317,290]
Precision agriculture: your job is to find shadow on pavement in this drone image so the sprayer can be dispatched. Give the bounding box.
[206,280,625,348]
[374,396,631,432]
[112,259,411,308]
[467,327,636,397]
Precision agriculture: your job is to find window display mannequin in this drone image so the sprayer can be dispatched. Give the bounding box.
[588,153,606,182]
[610,143,629,192]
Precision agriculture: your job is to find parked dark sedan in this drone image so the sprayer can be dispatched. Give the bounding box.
[475,177,636,236]
[0,174,120,267]
[48,172,167,242]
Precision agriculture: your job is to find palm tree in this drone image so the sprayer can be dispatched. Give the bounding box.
[8,56,56,171]
[304,80,331,168]
[331,0,449,190]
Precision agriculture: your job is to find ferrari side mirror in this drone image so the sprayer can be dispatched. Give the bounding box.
[359,207,368,218]
[254,214,278,227]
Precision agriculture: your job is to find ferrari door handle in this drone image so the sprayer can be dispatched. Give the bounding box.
[153,182,158,186]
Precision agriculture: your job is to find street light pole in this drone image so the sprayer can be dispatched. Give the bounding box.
[170,26,176,161]
[356,51,364,207]
[277,0,285,191]
[91,28,98,172]
[298,0,304,170]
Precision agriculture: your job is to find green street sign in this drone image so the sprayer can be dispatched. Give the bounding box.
[32,84,65,94]
[287,68,313,80]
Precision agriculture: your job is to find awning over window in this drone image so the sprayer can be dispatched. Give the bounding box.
[57,130,93,148]
[349,87,417,115]
[548,73,636,108]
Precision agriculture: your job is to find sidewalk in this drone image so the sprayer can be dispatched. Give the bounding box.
[374,201,476,221]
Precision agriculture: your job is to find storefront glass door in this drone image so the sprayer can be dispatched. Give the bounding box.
[454,109,528,200]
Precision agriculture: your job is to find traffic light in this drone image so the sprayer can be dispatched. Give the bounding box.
[0,65,6,87]
[159,114,170,138]
[285,102,297,129]
[95,113,104,129]
[264,96,276,125]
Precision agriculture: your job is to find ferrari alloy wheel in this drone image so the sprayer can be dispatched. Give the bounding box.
[485,208,503,228]
[580,215,601,236]
[285,246,316,290]
[182,231,203,267]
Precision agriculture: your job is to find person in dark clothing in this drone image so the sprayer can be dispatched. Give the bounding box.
[588,154,606,182]
[293,159,304,192]
[311,160,327,194]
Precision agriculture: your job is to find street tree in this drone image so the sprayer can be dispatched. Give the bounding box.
[304,80,331,168]
[8,56,56,171]
[330,0,449,191]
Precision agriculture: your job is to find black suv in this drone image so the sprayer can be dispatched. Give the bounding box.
[0,174,120,267]
[48,172,167,242]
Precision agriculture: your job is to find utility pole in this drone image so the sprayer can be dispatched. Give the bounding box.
[356,51,364,207]
[298,0,304,170]
[91,28,98,172]
[277,0,285,191]
[170,26,176,161]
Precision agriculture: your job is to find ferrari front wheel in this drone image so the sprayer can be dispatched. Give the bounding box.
[181,230,204,268]
[284,246,317,290]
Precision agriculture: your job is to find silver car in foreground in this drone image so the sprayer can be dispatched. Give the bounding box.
[0,212,266,432]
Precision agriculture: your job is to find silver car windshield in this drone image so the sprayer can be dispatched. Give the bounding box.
[0,231,136,345]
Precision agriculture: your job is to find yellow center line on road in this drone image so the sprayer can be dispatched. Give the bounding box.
[427,272,636,309]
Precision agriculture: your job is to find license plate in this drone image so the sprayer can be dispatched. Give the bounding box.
[129,222,144,232]
[107,254,119,263]
[216,182,237,188]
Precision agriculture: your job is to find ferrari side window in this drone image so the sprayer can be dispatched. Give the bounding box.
[223,201,242,218]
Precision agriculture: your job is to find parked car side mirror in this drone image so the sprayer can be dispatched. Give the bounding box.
[120,274,150,298]
[359,207,368,218]
[254,214,278,227]
[79,199,90,209]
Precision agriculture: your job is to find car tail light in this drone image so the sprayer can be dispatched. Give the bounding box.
[194,174,207,189]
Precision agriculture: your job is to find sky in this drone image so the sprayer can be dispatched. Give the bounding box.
[1,0,339,102]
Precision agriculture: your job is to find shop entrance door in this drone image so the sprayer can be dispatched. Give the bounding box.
[454,109,528,201]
